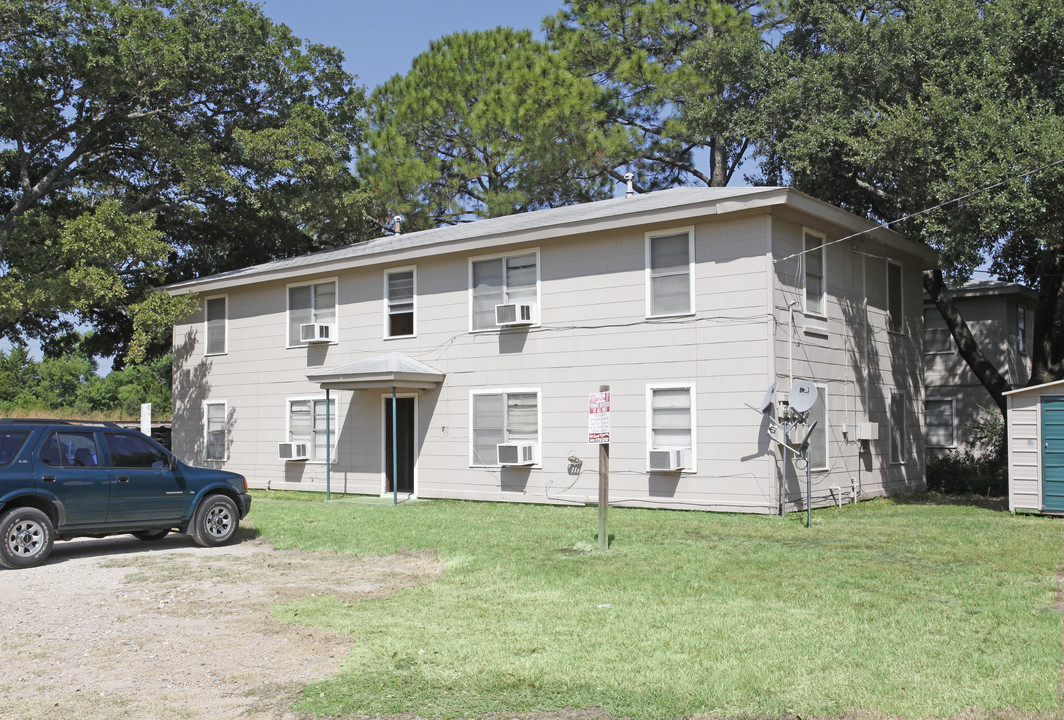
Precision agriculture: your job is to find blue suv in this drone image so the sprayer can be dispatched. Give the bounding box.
[0,420,251,569]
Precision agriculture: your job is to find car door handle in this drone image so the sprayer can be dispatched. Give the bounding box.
[117,475,130,483]
[42,475,55,482]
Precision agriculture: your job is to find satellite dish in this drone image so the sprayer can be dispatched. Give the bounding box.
[758,381,778,415]
[788,381,819,414]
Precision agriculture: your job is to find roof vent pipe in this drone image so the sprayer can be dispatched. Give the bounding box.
[393,214,403,235]
[624,172,635,198]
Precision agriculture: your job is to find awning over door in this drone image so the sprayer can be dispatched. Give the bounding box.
[306,352,445,392]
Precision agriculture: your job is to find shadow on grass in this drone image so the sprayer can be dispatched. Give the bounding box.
[891,491,1009,512]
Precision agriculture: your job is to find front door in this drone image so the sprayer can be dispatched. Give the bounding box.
[1042,396,1064,512]
[384,396,415,495]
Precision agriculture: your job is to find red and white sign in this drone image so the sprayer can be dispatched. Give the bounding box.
[588,391,611,444]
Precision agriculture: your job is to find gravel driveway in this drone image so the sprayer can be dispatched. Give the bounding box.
[0,532,445,720]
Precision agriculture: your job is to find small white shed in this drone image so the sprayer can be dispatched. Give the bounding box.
[1004,379,1064,514]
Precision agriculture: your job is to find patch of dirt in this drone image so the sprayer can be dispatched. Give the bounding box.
[0,532,445,720]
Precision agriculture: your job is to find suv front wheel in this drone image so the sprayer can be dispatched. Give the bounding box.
[0,507,55,569]
[192,495,239,547]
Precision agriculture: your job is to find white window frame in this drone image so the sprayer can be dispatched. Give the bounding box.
[468,388,542,467]
[802,228,827,318]
[384,266,416,339]
[285,396,339,463]
[890,390,906,464]
[1018,305,1028,355]
[645,227,695,318]
[808,384,829,471]
[646,382,698,472]
[204,400,227,462]
[204,294,228,356]
[925,397,956,449]
[286,278,339,347]
[887,261,903,334]
[468,249,541,332]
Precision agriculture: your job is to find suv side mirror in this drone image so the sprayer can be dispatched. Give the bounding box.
[169,454,179,471]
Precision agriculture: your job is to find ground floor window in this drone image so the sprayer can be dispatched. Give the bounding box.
[647,384,696,470]
[808,385,828,470]
[288,398,336,462]
[890,390,906,463]
[205,401,226,461]
[925,398,955,448]
[470,390,539,466]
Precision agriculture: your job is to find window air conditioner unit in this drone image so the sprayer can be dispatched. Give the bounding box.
[497,442,535,466]
[278,442,310,461]
[300,323,334,343]
[495,303,534,326]
[648,448,689,472]
[856,423,879,441]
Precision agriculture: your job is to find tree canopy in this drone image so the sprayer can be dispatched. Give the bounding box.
[545,0,773,190]
[359,27,624,232]
[0,0,371,363]
[752,0,1064,412]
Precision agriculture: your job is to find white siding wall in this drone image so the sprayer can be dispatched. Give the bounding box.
[769,215,926,510]
[172,204,928,513]
[174,215,783,512]
[1007,392,1041,512]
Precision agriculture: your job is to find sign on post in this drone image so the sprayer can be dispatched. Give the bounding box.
[588,391,611,444]
[140,403,152,437]
[591,388,610,551]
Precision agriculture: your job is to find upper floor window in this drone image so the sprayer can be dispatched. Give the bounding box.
[386,268,415,338]
[923,309,954,354]
[890,390,906,464]
[471,252,538,331]
[1018,306,1028,355]
[288,280,337,346]
[803,229,826,316]
[926,398,955,448]
[887,261,903,333]
[205,401,227,461]
[205,295,227,355]
[647,384,696,471]
[470,390,540,466]
[646,229,693,317]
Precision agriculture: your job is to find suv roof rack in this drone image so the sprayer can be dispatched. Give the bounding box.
[0,418,123,427]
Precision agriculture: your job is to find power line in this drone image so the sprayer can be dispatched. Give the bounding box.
[774,157,1064,265]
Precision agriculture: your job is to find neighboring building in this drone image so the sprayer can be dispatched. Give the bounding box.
[923,280,1037,454]
[166,187,936,514]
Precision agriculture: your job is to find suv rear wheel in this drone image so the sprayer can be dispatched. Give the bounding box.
[0,507,55,569]
[192,495,239,547]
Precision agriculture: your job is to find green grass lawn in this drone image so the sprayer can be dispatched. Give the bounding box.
[247,494,1062,719]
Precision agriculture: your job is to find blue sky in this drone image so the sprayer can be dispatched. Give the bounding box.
[257,0,566,91]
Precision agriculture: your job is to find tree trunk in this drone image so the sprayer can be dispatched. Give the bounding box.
[710,128,727,187]
[922,268,1011,417]
[1030,247,1064,386]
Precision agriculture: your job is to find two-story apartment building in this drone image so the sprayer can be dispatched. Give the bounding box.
[923,280,1038,453]
[166,187,937,514]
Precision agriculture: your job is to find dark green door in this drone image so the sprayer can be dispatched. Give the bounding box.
[385,397,415,495]
[1042,397,1064,512]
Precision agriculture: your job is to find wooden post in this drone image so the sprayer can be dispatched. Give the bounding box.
[598,384,609,551]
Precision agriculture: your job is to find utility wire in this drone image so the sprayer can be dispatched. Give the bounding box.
[774,157,1064,264]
